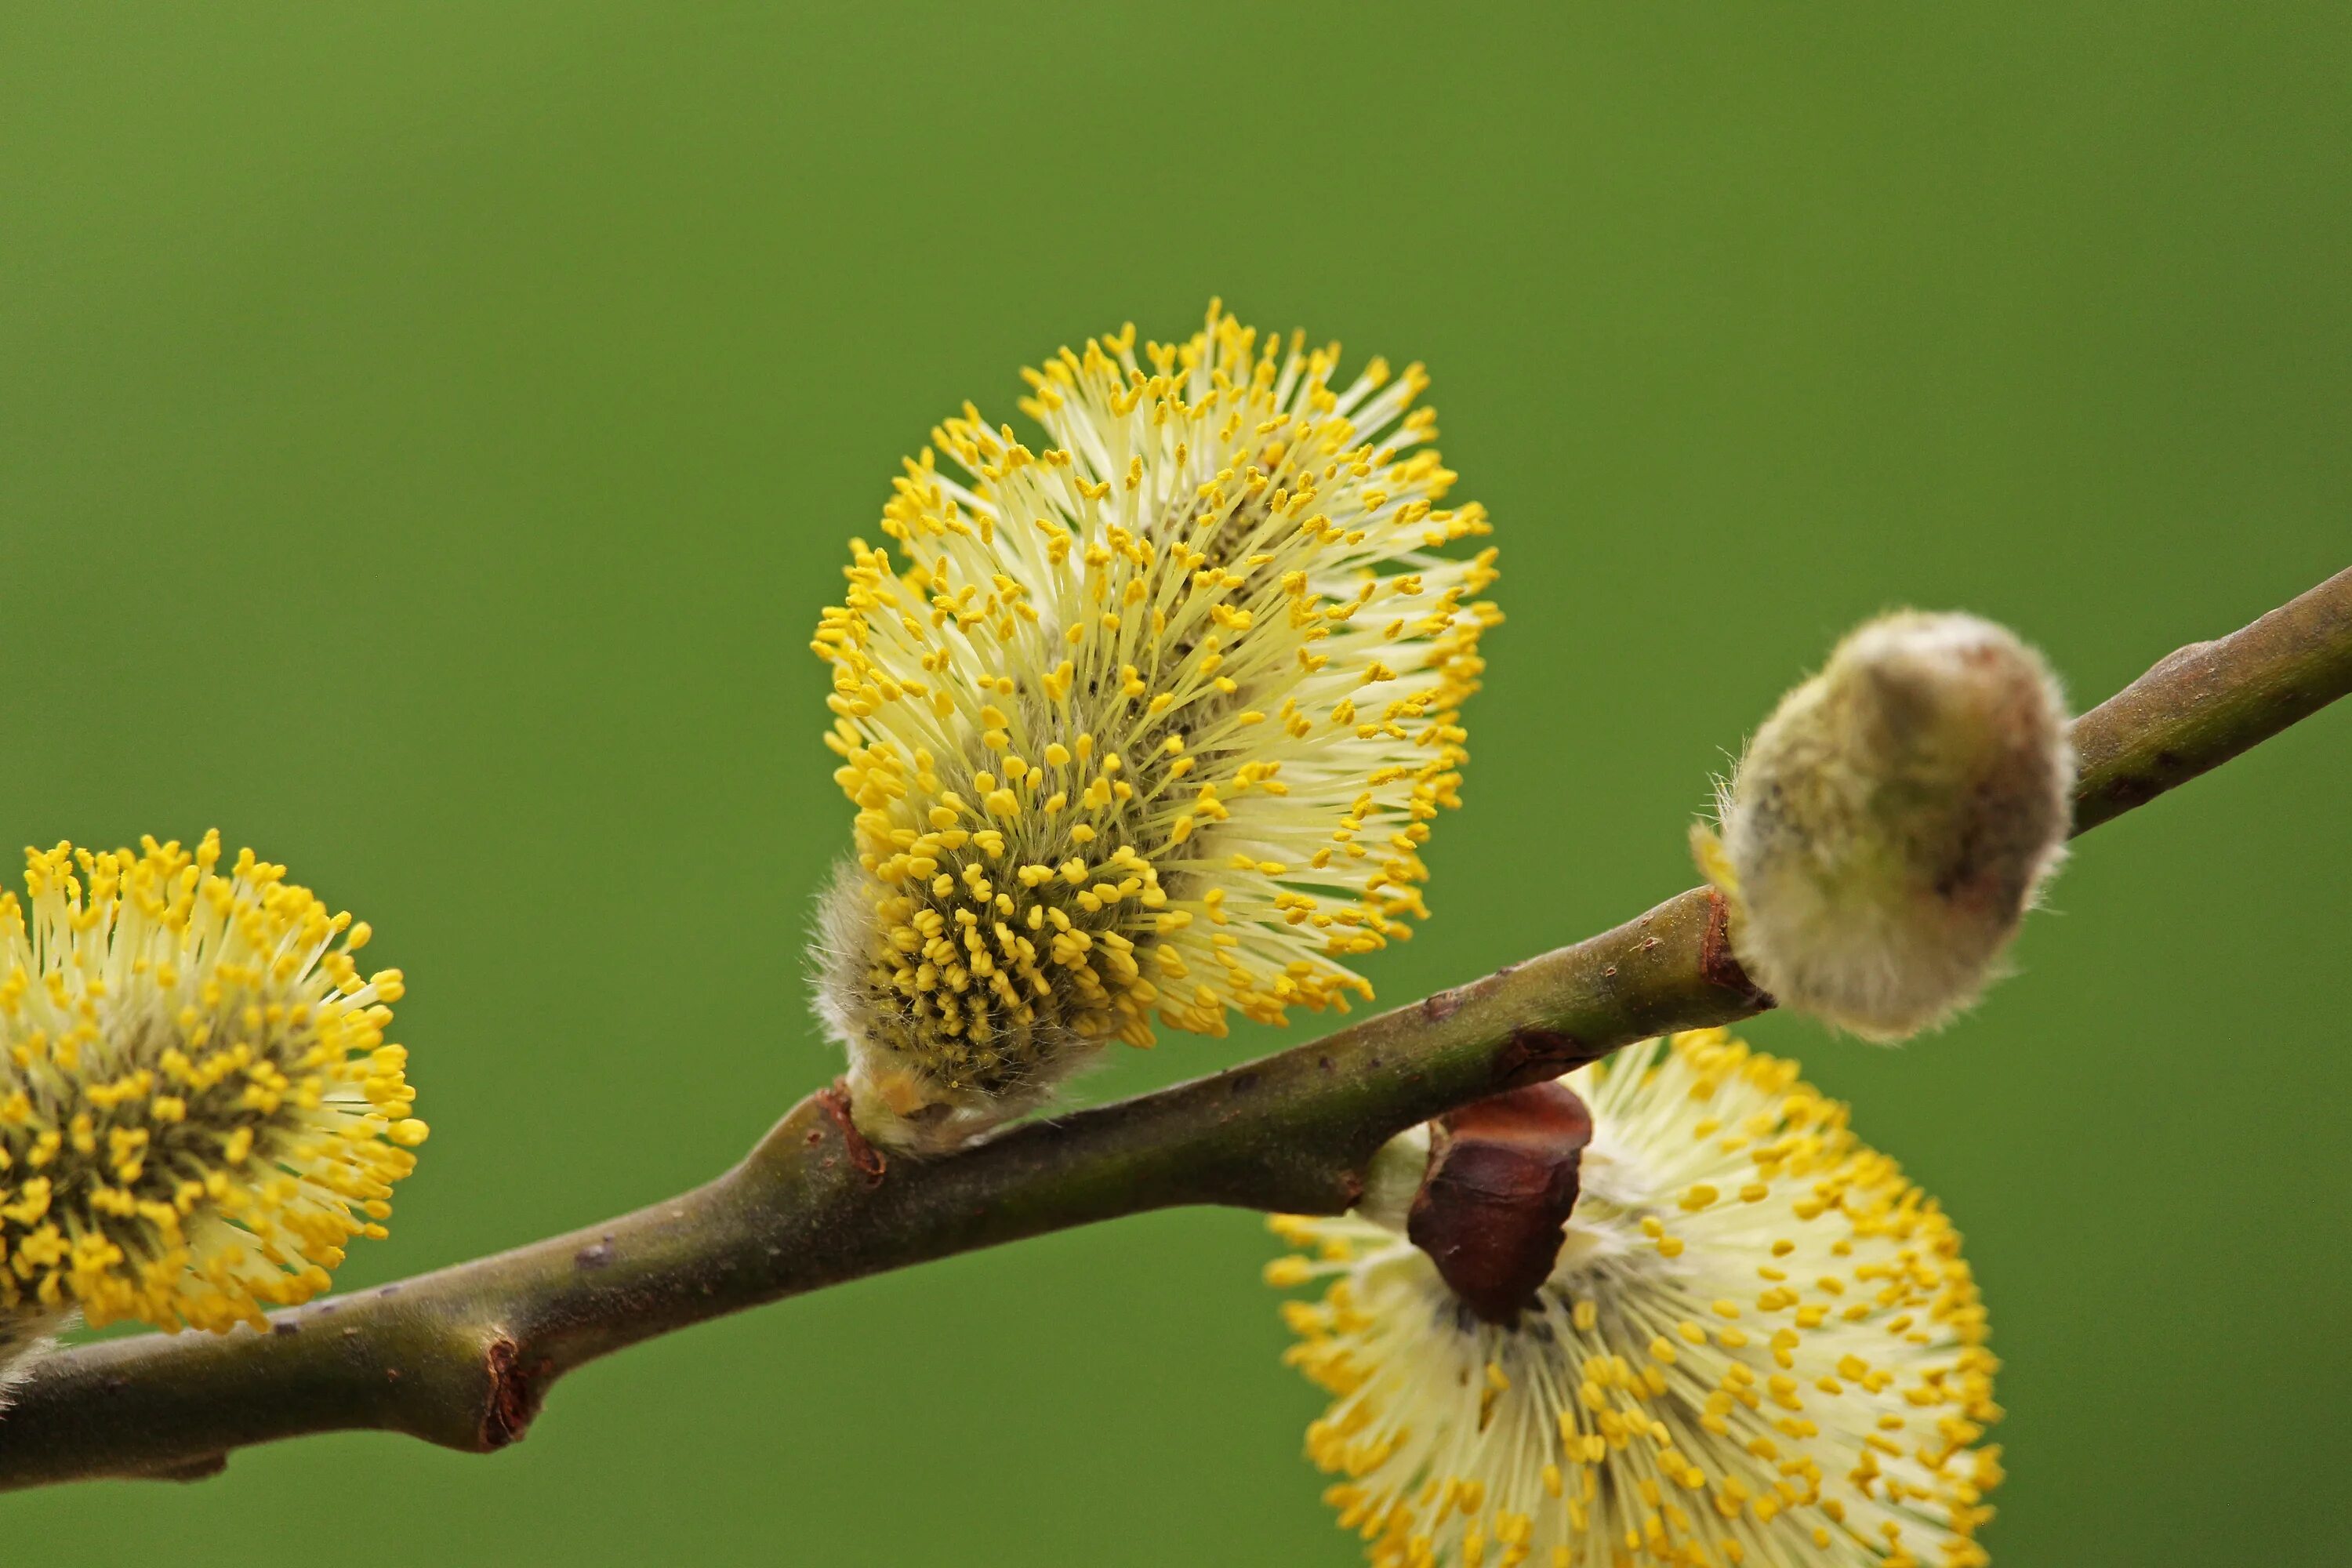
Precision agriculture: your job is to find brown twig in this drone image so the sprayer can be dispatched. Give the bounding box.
[2069,564,2352,833]
[2,564,2345,1491]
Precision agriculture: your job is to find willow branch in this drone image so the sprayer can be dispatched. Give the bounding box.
[3,564,2346,1491]
[2068,564,2352,833]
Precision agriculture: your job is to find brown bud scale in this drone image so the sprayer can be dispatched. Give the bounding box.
[1406,1080,1594,1323]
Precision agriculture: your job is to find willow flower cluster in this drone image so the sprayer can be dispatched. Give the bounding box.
[813,303,1501,1150]
[0,833,424,1371]
[1269,1031,1999,1568]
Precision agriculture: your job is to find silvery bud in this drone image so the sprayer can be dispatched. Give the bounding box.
[1694,611,2074,1041]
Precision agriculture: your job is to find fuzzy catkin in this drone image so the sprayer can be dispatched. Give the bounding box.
[1696,611,2074,1041]
[0,835,426,1336]
[812,305,1498,1151]
[1268,1032,2002,1568]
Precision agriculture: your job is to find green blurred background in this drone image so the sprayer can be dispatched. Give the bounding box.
[4,5,2347,1563]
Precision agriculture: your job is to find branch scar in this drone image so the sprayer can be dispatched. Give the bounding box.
[816,1083,888,1185]
[480,1338,551,1450]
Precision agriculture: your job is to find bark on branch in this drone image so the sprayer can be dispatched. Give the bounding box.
[3,564,2346,1491]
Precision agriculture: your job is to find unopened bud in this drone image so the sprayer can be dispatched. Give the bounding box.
[1694,611,2074,1041]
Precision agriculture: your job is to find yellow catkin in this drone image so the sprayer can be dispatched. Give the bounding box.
[1269,1032,2000,1568]
[814,303,1500,1150]
[0,833,423,1338]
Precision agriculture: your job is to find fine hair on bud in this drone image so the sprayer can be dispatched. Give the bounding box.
[811,303,1498,1152]
[0,1308,68,1414]
[1694,610,2074,1041]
